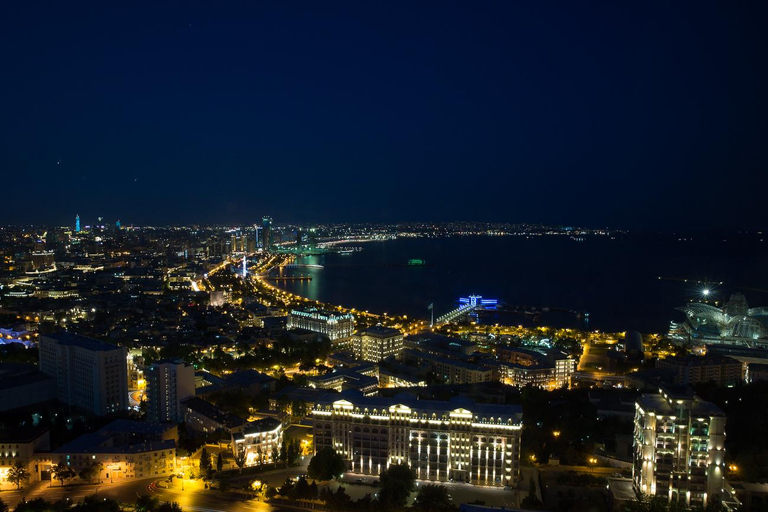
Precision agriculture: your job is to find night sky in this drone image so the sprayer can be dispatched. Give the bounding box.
[2,2,767,229]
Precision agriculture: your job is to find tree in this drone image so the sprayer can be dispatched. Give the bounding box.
[520,477,544,510]
[70,495,120,512]
[79,462,104,484]
[378,464,415,508]
[7,461,31,490]
[234,444,246,473]
[216,452,223,473]
[51,463,76,487]
[199,447,212,473]
[307,447,346,481]
[414,484,453,512]
[156,503,182,512]
[135,495,159,512]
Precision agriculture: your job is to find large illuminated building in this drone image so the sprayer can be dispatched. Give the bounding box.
[313,391,522,487]
[288,307,355,341]
[353,326,404,362]
[670,293,768,347]
[633,388,726,507]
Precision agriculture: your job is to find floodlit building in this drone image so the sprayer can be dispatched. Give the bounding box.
[497,347,576,390]
[287,307,355,340]
[146,360,196,423]
[633,388,726,507]
[231,417,283,467]
[313,391,523,487]
[353,326,404,362]
[38,332,128,416]
[0,427,50,487]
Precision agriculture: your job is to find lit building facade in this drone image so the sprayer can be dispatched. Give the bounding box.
[146,360,196,423]
[633,389,726,507]
[497,347,575,390]
[0,428,50,488]
[288,307,355,341]
[49,420,177,481]
[232,418,283,467]
[313,392,522,487]
[39,332,128,416]
[353,326,404,362]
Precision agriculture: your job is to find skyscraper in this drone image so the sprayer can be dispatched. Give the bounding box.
[75,214,81,233]
[146,360,195,423]
[261,216,272,249]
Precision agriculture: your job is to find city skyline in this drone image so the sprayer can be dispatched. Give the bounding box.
[2,3,768,229]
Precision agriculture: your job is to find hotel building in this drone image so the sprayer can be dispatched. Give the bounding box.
[287,307,355,341]
[313,391,522,487]
[633,388,726,507]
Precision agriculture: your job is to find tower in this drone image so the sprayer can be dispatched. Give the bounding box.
[262,216,273,249]
[242,255,247,278]
[75,214,81,233]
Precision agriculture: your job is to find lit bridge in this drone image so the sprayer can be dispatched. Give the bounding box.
[435,304,476,325]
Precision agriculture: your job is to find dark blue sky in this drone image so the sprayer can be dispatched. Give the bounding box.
[2,2,767,229]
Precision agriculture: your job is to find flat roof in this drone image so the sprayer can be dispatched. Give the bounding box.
[316,389,523,422]
[43,332,123,352]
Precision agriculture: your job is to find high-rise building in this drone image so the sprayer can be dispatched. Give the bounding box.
[353,326,404,362]
[146,360,196,423]
[633,387,726,507]
[75,214,81,233]
[262,216,272,248]
[39,332,128,416]
[288,307,355,340]
[313,391,523,487]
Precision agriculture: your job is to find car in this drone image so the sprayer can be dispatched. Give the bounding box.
[355,478,364,484]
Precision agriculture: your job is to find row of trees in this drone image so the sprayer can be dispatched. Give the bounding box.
[0,461,105,491]
[269,476,458,512]
[0,494,183,512]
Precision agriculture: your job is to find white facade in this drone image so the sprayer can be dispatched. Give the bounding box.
[287,308,355,340]
[354,326,404,362]
[313,394,522,487]
[633,390,726,507]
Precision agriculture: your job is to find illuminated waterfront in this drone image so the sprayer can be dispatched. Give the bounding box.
[273,234,768,333]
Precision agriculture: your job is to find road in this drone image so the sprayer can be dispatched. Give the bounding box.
[1,477,277,512]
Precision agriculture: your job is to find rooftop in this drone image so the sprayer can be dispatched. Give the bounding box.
[359,325,403,338]
[316,389,523,422]
[43,332,123,352]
